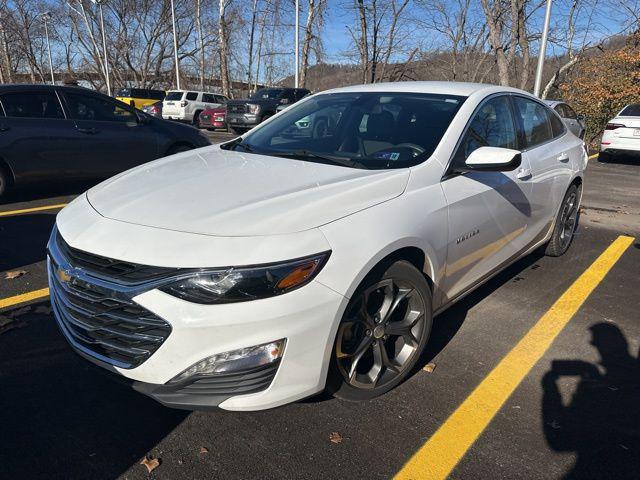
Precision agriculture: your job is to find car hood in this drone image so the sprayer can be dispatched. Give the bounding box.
[86,147,409,237]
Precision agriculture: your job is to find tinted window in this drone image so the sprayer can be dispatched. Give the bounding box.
[619,104,640,116]
[116,88,132,97]
[149,90,165,100]
[238,92,465,170]
[250,88,284,100]
[451,96,517,169]
[202,93,216,103]
[563,104,578,119]
[549,111,566,138]
[0,91,65,119]
[165,91,183,101]
[186,92,198,101]
[214,95,227,104]
[513,96,552,148]
[64,92,136,122]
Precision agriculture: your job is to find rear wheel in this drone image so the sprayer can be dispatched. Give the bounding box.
[327,260,432,401]
[545,184,581,257]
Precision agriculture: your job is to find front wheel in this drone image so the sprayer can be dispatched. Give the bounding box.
[327,260,432,401]
[545,184,581,257]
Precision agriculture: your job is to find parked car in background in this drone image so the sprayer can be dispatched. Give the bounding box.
[48,82,586,411]
[544,100,586,139]
[600,103,640,161]
[198,106,227,131]
[142,100,163,118]
[163,90,228,125]
[226,87,310,134]
[0,84,211,199]
[115,88,165,109]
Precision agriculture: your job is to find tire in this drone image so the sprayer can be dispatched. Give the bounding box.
[0,167,9,200]
[167,144,193,156]
[326,260,433,401]
[545,183,581,257]
[192,110,202,126]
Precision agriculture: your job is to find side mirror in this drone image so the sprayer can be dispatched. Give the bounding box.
[576,114,585,121]
[463,146,522,172]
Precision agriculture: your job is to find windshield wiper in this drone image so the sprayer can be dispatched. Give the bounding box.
[263,149,366,169]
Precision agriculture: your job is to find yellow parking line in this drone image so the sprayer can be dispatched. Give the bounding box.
[394,235,634,480]
[0,288,50,310]
[588,153,599,160]
[0,203,67,217]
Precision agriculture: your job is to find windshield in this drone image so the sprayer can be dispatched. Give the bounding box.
[619,104,640,116]
[250,88,284,100]
[231,92,466,169]
[165,91,184,101]
[116,88,131,97]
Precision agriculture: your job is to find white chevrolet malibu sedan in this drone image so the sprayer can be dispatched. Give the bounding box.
[48,82,587,411]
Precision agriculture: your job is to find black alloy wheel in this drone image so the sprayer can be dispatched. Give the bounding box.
[328,260,432,400]
[545,183,581,257]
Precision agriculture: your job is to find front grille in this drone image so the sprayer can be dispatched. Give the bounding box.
[49,231,173,369]
[55,233,179,285]
[227,104,246,114]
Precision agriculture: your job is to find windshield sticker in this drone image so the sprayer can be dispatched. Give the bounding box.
[373,151,401,161]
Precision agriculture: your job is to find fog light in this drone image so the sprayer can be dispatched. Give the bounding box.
[169,339,285,383]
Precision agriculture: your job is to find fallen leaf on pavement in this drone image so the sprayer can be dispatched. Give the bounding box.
[329,432,343,444]
[199,447,209,454]
[4,270,26,280]
[423,362,437,373]
[140,456,160,473]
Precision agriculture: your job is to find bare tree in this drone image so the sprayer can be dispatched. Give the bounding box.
[299,0,326,87]
[218,0,232,96]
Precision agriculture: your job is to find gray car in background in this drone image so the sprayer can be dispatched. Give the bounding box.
[545,100,586,139]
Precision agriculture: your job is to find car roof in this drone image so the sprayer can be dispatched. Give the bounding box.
[321,81,528,98]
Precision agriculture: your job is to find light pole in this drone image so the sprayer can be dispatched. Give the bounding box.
[170,0,181,89]
[41,12,55,85]
[533,0,553,98]
[91,0,111,96]
[294,0,299,88]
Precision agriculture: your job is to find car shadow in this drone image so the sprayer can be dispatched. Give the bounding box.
[541,322,640,478]
[598,152,640,166]
[0,302,188,480]
[416,249,545,370]
[0,213,56,272]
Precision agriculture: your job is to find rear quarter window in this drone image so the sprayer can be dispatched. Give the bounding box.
[186,92,199,101]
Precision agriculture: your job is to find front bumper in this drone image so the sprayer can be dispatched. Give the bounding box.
[49,200,346,410]
[226,113,259,127]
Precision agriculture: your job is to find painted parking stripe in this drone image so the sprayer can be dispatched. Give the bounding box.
[0,203,67,217]
[588,153,599,160]
[394,235,634,480]
[0,288,50,310]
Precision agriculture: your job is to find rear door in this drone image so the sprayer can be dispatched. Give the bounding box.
[61,90,159,177]
[0,89,80,183]
[514,96,575,238]
[441,94,534,300]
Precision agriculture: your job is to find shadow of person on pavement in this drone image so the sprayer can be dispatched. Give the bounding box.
[542,323,640,479]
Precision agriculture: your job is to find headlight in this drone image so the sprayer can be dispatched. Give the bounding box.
[160,252,330,304]
[247,104,260,114]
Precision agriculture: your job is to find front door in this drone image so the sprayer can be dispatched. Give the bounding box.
[60,90,159,177]
[441,95,534,302]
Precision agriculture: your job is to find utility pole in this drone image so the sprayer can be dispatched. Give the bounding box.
[41,12,55,85]
[294,0,299,88]
[533,0,553,97]
[170,0,181,89]
[92,0,111,96]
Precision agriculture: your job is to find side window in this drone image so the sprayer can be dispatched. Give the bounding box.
[186,92,198,101]
[64,92,136,123]
[451,96,517,169]
[215,95,227,104]
[554,104,566,118]
[563,104,578,119]
[0,91,65,119]
[513,96,552,148]
[549,110,566,138]
[202,93,216,103]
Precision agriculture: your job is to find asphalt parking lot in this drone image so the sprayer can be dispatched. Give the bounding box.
[0,141,638,480]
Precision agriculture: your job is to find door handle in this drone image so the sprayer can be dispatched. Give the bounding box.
[77,127,99,135]
[0,124,9,132]
[516,168,532,180]
[557,153,570,162]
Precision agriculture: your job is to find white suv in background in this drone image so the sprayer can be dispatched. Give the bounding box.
[163,90,228,124]
[600,103,640,161]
